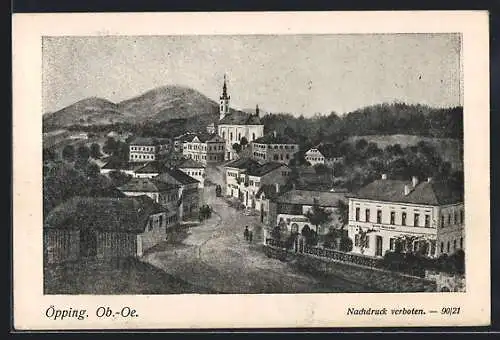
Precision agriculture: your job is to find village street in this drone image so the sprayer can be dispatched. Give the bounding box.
[142,166,370,293]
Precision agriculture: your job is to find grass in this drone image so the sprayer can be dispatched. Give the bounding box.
[44,257,216,294]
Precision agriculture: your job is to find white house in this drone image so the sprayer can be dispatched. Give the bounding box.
[305,143,344,167]
[347,175,465,259]
[178,158,206,188]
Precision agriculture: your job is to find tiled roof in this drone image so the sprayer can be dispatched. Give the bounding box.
[156,168,200,185]
[253,133,298,145]
[246,162,288,177]
[224,157,261,170]
[352,179,463,205]
[219,110,262,125]
[130,137,161,146]
[44,196,164,233]
[134,161,164,174]
[118,177,178,193]
[275,190,348,207]
[178,158,205,168]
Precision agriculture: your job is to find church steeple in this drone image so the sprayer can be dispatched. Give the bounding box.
[219,74,230,121]
[255,104,260,117]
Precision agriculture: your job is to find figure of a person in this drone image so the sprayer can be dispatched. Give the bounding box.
[244,226,249,241]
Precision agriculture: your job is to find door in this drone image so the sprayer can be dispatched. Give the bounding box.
[375,235,383,257]
[80,229,97,258]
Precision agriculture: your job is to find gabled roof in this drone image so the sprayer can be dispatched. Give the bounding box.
[134,161,165,174]
[224,157,261,170]
[178,158,205,169]
[118,177,179,193]
[219,110,262,125]
[130,137,161,146]
[253,133,298,145]
[352,179,464,206]
[102,158,146,171]
[246,162,288,177]
[274,190,348,207]
[256,184,281,200]
[44,196,164,233]
[156,168,200,185]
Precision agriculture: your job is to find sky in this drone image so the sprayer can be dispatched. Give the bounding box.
[42,34,462,116]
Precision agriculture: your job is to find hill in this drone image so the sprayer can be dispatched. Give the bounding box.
[43,97,124,129]
[347,135,463,170]
[43,86,222,129]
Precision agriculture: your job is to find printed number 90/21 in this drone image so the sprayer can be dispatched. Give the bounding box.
[441,307,460,315]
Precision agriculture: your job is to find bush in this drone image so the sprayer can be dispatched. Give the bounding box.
[339,236,353,252]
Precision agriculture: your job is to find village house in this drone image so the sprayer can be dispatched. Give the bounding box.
[129,137,168,162]
[347,175,465,259]
[251,131,299,164]
[182,133,225,165]
[43,196,172,264]
[156,169,201,221]
[269,189,348,236]
[178,158,206,188]
[224,158,291,210]
[305,143,345,167]
[173,133,198,153]
[132,161,164,179]
[215,75,264,160]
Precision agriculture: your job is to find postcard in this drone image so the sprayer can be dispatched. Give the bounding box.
[12,11,490,329]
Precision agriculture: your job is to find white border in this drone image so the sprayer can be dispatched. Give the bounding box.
[12,11,490,329]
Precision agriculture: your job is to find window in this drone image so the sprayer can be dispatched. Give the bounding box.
[389,238,395,250]
[390,211,395,225]
[274,155,279,161]
[454,212,458,224]
[274,145,278,149]
[453,239,457,250]
[222,132,225,139]
[460,237,463,249]
[365,209,370,222]
[401,212,407,226]
[364,236,370,248]
[376,210,382,223]
[354,234,360,247]
[252,133,255,141]
[238,133,241,140]
[448,214,451,225]
[355,208,360,221]
[280,154,284,160]
[447,241,450,253]
[414,213,420,227]
[441,214,445,227]
[230,133,233,140]
[286,154,290,159]
[425,215,431,228]
[440,242,444,253]
[460,209,464,224]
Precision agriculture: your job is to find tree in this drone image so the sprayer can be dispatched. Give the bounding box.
[337,200,349,228]
[102,137,118,155]
[90,143,102,159]
[240,137,248,147]
[355,139,368,151]
[76,145,90,161]
[108,170,132,187]
[305,202,330,234]
[85,162,100,178]
[232,143,242,154]
[62,144,75,162]
[314,164,330,175]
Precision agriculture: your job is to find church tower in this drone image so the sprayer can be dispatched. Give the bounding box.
[219,74,230,121]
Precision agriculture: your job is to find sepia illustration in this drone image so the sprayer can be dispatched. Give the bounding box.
[42,34,466,295]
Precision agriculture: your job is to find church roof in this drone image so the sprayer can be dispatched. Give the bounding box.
[219,110,262,125]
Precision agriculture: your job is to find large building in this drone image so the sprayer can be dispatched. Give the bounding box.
[182,133,225,164]
[347,175,465,259]
[305,143,344,167]
[178,158,206,188]
[251,131,299,164]
[215,75,264,161]
[224,157,291,210]
[129,137,166,163]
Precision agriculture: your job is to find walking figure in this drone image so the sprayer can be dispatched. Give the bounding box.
[249,230,253,243]
[244,226,249,241]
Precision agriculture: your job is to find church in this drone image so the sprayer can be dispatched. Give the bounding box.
[211,75,264,161]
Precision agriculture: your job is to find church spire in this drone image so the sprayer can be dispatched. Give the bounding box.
[255,104,260,116]
[219,74,230,121]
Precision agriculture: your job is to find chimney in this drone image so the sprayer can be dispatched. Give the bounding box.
[381,173,387,180]
[427,177,433,183]
[412,176,419,188]
[275,183,280,193]
[404,184,411,196]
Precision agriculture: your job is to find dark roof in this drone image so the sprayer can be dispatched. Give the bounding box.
[224,157,261,170]
[256,184,282,200]
[88,186,127,198]
[219,110,262,125]
[130,137,161,146]
[134,161,165,174]
[178,158,205,168]
[44,196,164,233]
[275,190,347,207]
[102,158,146,171]
[246,162,288,177]
[189,133,224,143]
[156,168,200,185]
[316,143,343,158]
[253,133,297,145]
[118,177,178,193]
[352,179,463,205]
[132,195,167,214]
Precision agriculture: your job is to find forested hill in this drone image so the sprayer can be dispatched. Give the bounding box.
[261,103,463,145]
